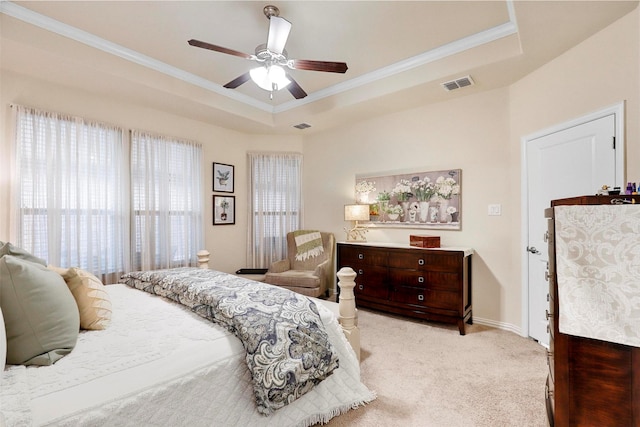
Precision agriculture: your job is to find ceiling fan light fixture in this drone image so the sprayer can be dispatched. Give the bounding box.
[250,64,291,92]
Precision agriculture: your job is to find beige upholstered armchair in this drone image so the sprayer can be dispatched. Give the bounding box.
[264,231,335,298]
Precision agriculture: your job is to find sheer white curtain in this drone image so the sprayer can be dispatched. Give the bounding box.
[130,130,203,270]
[14,105,129,283]
[247,152,303,268]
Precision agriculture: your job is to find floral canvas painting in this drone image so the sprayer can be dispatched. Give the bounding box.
[355,169,461,230]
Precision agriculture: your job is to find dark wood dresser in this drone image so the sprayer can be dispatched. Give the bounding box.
[545,195,640,427]
[336,242,473,334]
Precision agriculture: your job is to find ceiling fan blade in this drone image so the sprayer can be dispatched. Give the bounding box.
[285,74,307,99]
[188,39,253,59]
[223,72,251,89]
[290,59,348,73]
[267,16,292,54]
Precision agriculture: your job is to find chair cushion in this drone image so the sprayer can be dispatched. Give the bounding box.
[264,270,320,289]
[0,255,80,365]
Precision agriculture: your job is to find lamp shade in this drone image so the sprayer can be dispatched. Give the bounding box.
[250,65,291,91]
[344,204,370,221]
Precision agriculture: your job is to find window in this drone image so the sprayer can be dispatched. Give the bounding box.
[14,106,203,282]
[130,130,203,270]
[247,152,303,268]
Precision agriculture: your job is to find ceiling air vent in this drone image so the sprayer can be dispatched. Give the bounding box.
[441,75,475,92]
[293,123,311,130]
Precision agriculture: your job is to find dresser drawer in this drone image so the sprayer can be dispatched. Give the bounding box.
[391,286,459,310]
[353,265,389,300]
[389,269,460,290]
[339,245,388,266]
[388,251,462,272]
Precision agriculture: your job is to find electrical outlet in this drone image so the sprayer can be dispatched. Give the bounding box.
[488,204,502,216]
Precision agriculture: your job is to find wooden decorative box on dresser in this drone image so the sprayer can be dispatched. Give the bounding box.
[545,195,640,427]
[336,242,473,335]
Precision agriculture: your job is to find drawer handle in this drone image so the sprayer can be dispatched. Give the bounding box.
[418,259,425,266]
[545,385,553,398]
[418,276,424,283]
[358,284,364,290]
[418,294,424,301]
[358,253,364,260]
[358,269,363,275]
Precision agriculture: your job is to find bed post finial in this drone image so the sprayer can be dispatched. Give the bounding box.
[197,250,210,269]
[337,267,360,361]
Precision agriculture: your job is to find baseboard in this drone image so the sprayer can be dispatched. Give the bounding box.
[473,316,523,336]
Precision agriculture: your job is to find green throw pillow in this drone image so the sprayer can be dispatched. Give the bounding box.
[0,255,79,366]
[0,241,46,266]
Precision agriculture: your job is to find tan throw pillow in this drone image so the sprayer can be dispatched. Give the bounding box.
[62,268,112,330]
[47,265,69,276]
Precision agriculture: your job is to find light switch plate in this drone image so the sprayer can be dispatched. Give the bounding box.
[488,204,502,216]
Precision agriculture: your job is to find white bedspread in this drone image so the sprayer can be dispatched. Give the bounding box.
[554,204,640,347]
[1,284,374,426]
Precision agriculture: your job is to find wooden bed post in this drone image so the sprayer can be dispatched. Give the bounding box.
[197,250,210,269]
[337,267,360,361]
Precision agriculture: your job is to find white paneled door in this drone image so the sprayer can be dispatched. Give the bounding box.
[525,111,619,346]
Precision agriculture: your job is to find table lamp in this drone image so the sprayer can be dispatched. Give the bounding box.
[344,204,370,241]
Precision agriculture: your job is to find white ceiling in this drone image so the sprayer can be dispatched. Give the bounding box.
[1,1,637,134]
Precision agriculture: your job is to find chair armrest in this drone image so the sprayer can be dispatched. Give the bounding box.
[313,259,330,278]
[269,259,290,273]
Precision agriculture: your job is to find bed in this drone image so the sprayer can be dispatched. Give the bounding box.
[0,251,373,426]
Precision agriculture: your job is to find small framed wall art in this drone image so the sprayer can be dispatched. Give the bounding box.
[213,195,235,225]
[213,162,234,193]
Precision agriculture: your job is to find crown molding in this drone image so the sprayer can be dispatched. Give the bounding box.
[0,1,273,113]
[274,18,518,113]
[1,1,518,116]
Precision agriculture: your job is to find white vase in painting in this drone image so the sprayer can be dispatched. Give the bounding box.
[429,206,438,223]
[438,199,450,223]
[401,202,410,222]
[418,201,430,222]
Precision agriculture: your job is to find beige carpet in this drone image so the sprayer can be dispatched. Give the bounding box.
[325,308,548,427]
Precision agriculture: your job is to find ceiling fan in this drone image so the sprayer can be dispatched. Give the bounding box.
[188,4,348,99]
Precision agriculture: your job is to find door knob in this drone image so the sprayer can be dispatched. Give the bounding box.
[527,246,540,254]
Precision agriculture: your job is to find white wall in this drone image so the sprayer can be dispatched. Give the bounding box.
[304,87,515,328]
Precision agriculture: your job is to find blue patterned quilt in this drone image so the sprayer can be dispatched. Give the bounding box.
[119,267,339,415]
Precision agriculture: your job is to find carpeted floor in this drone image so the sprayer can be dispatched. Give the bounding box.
[325,308,549,427]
